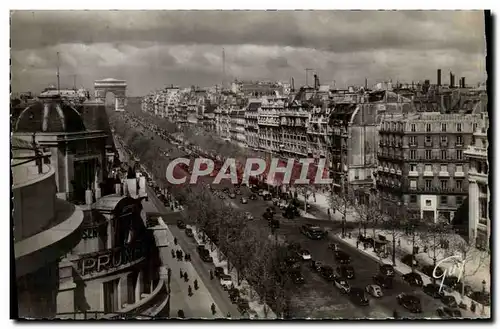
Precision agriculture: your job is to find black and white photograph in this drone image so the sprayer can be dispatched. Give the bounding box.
[9,9,491,320]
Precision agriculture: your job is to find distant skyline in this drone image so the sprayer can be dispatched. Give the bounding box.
[11,10,487,96]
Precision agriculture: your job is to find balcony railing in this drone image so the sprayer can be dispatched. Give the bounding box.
[377,152,404,161]
[479,218,489,226]
[402,185,468,195]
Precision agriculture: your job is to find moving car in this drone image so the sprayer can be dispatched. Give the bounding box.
[300,224,325,240]
[289,271,305,284]
[229,193,236,199]
[249,194,258,201]
[185,228,194,237]
[297,250,312,260]
[319,266,337,281]
[328,243,340,251]
[379,264,395,278]
[245,212,254,220]
[334,250,351,265]
[262,191,272,201]
[269,219,280,229]
[177,220,186,229]
[436,307,462,318]
[197,246,213,263]
[220,275,233,290]
[402,272,424,287]
[397,293,423,313]
[349,287,369,306]
[310,260,323,272]
[365,284,384,298]
[336,265,355,279]
[373,274,393,289]
[228,287,240,303]
[423,283,445,299]
[334,278,351,294]
[240,197,248,204]
[235,189,242,195]
[440,295,458,308]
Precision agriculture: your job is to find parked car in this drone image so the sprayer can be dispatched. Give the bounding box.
[185,228,194,237]
[470,291,490,306]
[334,278,351,294]
[240,197,248,204]
[365,284,384,298]
[177,219,186,229]
[214,266,225,278]
[300,224,325,240]
[249,194,258,200]
[397,293,423,313]
[235,189,242,195]
[228,287,240,303]
[440,295,458,308]
[289,271,305,284]
[337,265,355,279]
[220,274,233,290]
[403,272,424,287]
[401,254,419,268]
[334,250,351,265]
[379,264,395,277]
[358,235,374,248]
[436,307,462,318]
[442,275,460,290]
[373,274,393,289]
[237,299,251,314]
[423,283,445,299]
[244,212,254,220]
[297,250,312,260]
[421,265,444,278]
[229,193,236,199]
[349,287,369,306]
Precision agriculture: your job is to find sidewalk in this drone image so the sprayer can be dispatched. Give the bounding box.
[333,230,490,318]
[152,219,224,319]
[189,225,277,319]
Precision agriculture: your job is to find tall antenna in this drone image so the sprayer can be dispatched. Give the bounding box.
[222,48,226,90]
[56,52,61,94]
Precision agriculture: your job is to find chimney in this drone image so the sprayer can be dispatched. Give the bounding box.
[437,69,442,87]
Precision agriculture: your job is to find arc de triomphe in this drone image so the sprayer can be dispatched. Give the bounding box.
[94,78,127,111]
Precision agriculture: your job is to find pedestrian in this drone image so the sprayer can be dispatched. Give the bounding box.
[180,269,183,279]
[393,310,399,319]
[348,232,352,239]
[211,303,216,315]
[226,312,231,318]
[398,239,401,247]
[194,279,199,290]
[179,249,183,259]
[184,272,189,282]
[471,302,476,313]
[210,270,214,280]
[356,240,360,249]
[177,309,185,318]
[174,237,178,245]
[171,249,175,258]
[188,285,193,296]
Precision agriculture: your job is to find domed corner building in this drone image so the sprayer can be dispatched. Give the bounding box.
[12,94,170,319]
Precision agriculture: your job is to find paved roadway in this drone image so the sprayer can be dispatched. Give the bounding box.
[117,113,450,319]
[146,185,241,319]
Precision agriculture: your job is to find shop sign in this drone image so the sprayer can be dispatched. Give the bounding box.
[78,242,147,276]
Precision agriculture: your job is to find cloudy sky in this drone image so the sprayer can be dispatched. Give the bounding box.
[11,10,487,96]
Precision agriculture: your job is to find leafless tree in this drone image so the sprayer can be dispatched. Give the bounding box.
[382,202,407,266]
[328,187,354,237]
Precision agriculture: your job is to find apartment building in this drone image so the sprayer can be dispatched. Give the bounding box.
[464,113,489,250]
[258,97,284,153]
[279,96,309,158]
[229,108,246,147]
[244,100,261,150]
[214,106,231,140]
[377,112,482,222]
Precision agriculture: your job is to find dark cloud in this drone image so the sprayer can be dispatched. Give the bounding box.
[10,10,487,95]
[11,10,486,54]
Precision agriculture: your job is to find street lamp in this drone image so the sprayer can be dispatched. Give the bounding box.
[481,280,486,315]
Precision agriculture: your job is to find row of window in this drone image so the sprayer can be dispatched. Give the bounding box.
[409,122,469,133]
[408,194,463,206]
[409,135,463,145]
[408,178,464,190]
[409,164,464,173]
[409,149,464,160]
